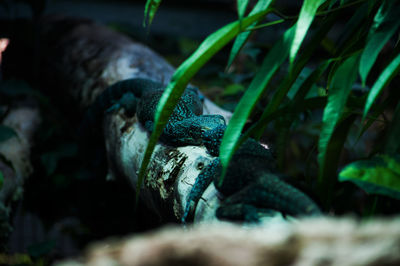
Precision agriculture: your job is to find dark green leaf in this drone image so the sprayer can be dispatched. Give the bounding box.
[339,154,400,200]
[138,6,272,201]
[318,53,359,187]
[143,0,162,28]
[219,26,295,183]
[319,113,357,205]
[335,3,368,52]
[384,101,400,155]
[237,0,250,19]
[359,0,400,85]
[362,52,400,122]
[222,83,246,96]
[328,0,338,9]
[0,125,17,142]
[249,13,337,140]
[227,31,253,69]
[290,0,325,65]
[227,0,273,68]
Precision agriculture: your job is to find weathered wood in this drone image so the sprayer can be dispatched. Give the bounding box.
[37,16,234,223]
[57,216,400,266]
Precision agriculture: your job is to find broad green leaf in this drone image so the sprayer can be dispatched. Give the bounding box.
[362,52,400,122]
[318,54,359,185]
[0,170,3,190]
[218,26,295,184]
[0,125,17,142]
[143,0,162,27]
[137,7,272,199]
[228,0,273,68]
[290,0,324,65]
[384,101,400,155]
[359,1,400,85]
[237,0,250,19]
[339,154,400,200]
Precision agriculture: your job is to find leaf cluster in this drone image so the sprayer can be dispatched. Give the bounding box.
[142,0,400,215]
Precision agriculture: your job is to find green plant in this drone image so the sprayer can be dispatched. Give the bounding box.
[141,0,400,214]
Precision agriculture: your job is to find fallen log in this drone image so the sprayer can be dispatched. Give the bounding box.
[57,216,400,266]
[36,16,239,223]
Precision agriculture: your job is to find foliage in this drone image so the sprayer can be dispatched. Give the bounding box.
[143,0,400,212]
[339,154,400,200]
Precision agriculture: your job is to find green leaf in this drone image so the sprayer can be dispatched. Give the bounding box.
[339,154,400,200]
[244,13,338,140]
[290,0,325,65]
[359,0,400,85]
[143,0,162,28]
[227,31,253,69]
[0,125,17,142]
[362,52,400,122]
[218,26,295,184]
[319,113,357,205]
[384,101,400,155]
[318,53,359,185]
[237,0,250,19]
[334,3,368,52]
[137,6,272,201]
[222,83,246,96]
[0,170,3,190]
[227,0,273,68]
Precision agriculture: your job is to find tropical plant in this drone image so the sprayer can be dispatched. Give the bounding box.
[140,0,400,214]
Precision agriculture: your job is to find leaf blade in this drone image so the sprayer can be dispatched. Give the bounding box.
[228,0,274,68]
[359,0,400,85]
[219,26,295,183]
[362,52,400,122]
[143,0,162,28]
[137,7,272,200]
[318,53,360,186]
[290,0,324,65]
[339,154,400,200]
[384,101,400,155]
[237,0,250,19]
